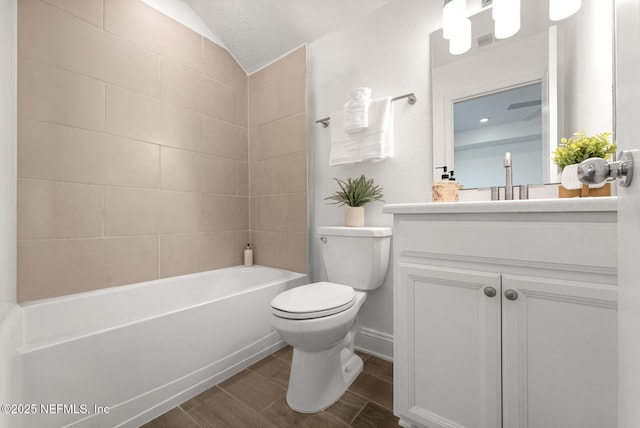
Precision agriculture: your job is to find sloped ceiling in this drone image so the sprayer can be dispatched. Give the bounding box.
[182,0,395,74]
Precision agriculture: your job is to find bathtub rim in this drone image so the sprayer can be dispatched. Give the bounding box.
[20,265,309,352]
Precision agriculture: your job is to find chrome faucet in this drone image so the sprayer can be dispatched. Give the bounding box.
[504,152,513,200]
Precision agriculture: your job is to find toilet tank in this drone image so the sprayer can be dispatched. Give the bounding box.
[318,226,392,291]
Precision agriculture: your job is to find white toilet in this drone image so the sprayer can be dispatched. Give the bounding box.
[270,226,392,413]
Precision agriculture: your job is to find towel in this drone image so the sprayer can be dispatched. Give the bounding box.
[343,87,372,133]
[329,97,393,166]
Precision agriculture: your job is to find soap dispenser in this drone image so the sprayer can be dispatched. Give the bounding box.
[432,166,462,202]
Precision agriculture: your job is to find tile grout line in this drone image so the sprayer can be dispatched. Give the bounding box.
[176,404,205,428]
[217,371,286,414]
[213,385,273,422]
[347,399,370,426]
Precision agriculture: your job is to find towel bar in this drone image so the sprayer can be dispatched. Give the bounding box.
[315,92,416,128]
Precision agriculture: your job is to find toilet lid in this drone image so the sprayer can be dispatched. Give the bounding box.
[271,282,356,320]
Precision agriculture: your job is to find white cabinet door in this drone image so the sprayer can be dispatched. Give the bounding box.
[395,264,501,428]
[501,275,618,428]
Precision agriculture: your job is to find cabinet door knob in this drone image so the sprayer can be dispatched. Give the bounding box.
[483,286,497,297]
[504,289,519,301]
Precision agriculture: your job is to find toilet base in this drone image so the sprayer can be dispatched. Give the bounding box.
[286,345,363,413]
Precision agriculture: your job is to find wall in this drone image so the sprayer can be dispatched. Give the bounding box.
[309,0,439,358]
[249,46,308,273]
[17,0,249,302]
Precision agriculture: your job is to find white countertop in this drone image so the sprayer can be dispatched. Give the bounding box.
[383,196,618,214]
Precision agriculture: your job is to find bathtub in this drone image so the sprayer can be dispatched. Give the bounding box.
[15,265,308,428]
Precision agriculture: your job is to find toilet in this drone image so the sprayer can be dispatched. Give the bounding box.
[270,226,392,413]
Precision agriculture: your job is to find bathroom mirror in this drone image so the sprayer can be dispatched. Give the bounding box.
[431,0,613,188]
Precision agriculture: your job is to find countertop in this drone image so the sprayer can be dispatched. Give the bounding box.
[383,196,618,214]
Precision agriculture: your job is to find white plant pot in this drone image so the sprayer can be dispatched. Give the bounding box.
[560,163,582,190]
[344,206,365,227]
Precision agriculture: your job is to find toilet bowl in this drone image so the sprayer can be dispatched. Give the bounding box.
[270,226,392,413]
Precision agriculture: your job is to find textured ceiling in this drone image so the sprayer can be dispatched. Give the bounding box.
[181,0,395,74]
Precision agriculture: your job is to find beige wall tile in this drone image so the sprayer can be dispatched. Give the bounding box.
[249,85,279,127]
[202,195,248,232]
[160,59,236,122]
[18,179,103,240]
[160,59,205,114]
[279,114,307,155]
[156,11,202,72]
[253,194,307,233]
[236,162,249,196]
[203,38,247,91]
[202,156,238,194]
[252,113,306,161]
[160,147,237,194]
[204,81,237,124]
[160,232,239,278]
[249,160,275,196]
[251,120,278,162]
[105,0,203,72]
[279,74,306,118]
[203,115,247,161]
[19,0,160,97]
[282,232,308,273]
[104,187,203,236]
[251,151,307,196]
[106,85,202,152]
[18,236,159,302]
[43,0,104,28]
[236,89,248,128]
[19,119,160,188]
[160,147,202,192]
[104,0,164,54]
[18,59,105,132]
[279,151,308,194]
[251,231,307,273]
[249,45,306,94]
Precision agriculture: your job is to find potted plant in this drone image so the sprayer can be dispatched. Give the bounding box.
[552,131,616,197]
[325,175,384,227]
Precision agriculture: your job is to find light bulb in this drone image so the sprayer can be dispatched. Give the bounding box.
[493,0,521,39]
[549,0,581,21]
[449,18,471,55]
[443,0,467,40]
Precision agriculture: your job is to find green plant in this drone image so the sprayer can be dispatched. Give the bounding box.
[552,131,617,170]
[325,175,384,207]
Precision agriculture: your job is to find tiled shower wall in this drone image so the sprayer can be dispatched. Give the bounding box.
[249,47,308,274]
[17,0,254,302]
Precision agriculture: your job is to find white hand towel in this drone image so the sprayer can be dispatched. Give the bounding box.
[330,97,393,166]
[343,87,372,133]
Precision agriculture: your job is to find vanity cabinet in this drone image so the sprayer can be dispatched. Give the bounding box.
[384,199,618,428]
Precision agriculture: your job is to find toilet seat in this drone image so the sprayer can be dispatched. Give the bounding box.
[271,282,356,320]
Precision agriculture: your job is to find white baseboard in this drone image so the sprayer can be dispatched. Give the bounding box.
[355,327,393,361]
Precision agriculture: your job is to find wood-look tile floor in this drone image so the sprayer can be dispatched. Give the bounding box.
[142,347,400,427]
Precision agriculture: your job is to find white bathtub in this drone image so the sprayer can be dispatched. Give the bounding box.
[16,266,308,428]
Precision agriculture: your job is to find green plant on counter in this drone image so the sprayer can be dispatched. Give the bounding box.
[325,174,384,207]
[552,131,617,170]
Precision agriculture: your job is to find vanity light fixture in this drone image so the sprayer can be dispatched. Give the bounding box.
[444,0,582,56]
[549,0,581,21]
